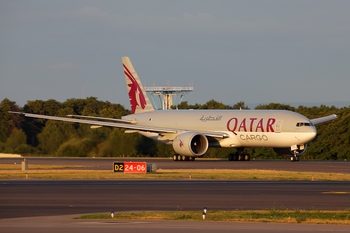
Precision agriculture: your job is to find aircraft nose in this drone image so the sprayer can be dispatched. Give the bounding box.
[310,126,317,141]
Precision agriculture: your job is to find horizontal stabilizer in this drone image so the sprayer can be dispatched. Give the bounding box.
[311,114,337,125]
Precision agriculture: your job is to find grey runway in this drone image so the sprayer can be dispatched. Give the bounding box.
[1,180,349,219]
[1,160,350,233]
[1,214,349,233]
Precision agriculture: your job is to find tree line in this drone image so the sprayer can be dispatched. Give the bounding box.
[0,97,349,160]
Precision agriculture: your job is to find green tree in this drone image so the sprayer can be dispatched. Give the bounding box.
[202,99,230,109]
[97,128,139,157]
[37,121,76,155]
[231,101,250,110]
[2,97,348,160]
[255,103,295,111]
[0,98,22,142]
[5,128,27,152]
[57,138,91,157]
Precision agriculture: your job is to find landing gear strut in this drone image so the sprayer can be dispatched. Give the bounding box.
[290,150,300,162]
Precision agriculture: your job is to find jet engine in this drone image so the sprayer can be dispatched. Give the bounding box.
[273,144,307,157]
[172,132,209,157]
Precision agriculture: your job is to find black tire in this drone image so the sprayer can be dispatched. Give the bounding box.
[177,155,182,161]
[238,154,244,161]
[173,154,178,161]
[244,154,250,161]
[233,154,239,161]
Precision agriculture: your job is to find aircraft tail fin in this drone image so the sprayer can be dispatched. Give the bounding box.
[122,57,155,114]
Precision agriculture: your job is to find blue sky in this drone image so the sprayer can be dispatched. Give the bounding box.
[1,0,349,110]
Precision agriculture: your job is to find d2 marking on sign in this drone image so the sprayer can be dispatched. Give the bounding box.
[114,162,124,172]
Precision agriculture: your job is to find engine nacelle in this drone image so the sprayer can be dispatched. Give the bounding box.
[273,144,307,157]
[173,132,209,157]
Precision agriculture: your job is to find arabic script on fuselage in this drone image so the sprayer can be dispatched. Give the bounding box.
[200,115,223,122]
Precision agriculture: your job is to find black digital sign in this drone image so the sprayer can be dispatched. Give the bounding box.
[113,162,124,172]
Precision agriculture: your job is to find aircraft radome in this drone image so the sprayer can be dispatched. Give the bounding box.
[10,57,337,162]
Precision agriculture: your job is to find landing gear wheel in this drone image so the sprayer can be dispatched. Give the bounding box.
[233,154,239,161]
[173,154,178,161]
[244,154,251,161]
[189,157,195,161]
[181,155,187,161]
[177,154,182,161]
[238,154,245,161]
[291,149,300,162]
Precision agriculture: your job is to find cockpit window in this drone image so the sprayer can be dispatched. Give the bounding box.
[296,122,312,127]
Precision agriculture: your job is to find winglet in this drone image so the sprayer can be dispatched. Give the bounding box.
[311,114,337,125]
[122,57,154,114]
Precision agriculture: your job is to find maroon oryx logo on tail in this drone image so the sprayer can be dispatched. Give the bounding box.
[123,64,147,114]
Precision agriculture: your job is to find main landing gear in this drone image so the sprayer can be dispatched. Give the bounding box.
[228,148,250,161]
[173,154,195,161]
[228,153,251,161]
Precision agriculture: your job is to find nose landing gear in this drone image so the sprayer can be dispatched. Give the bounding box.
[290,150,300,162]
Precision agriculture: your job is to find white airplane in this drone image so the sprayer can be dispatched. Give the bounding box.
[11,57,337,162]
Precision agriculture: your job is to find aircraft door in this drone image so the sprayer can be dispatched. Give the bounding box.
[275,120,283,133]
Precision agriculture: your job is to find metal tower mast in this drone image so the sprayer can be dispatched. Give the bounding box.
[144,85,194,110]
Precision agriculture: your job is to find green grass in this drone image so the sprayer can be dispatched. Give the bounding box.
[0,164,92,170]
[1,167,350,181]
[78,209,350,225]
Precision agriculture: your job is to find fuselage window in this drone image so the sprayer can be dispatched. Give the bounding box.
[296,122,311,127]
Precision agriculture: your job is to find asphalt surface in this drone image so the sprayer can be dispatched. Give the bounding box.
[1,158,350,232]
[1,215,349,233]
[1,157,350,173]
[1,179,350,219]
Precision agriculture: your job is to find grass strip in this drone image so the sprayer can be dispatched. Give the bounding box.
[0,164,92,170]
[78,210,350,225]
[0,168,350,181]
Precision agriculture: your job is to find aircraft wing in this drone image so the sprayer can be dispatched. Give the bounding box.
[310,114,337,125]
[10,111,230,139]
[10,112,177,134]
[67,114,137,124]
